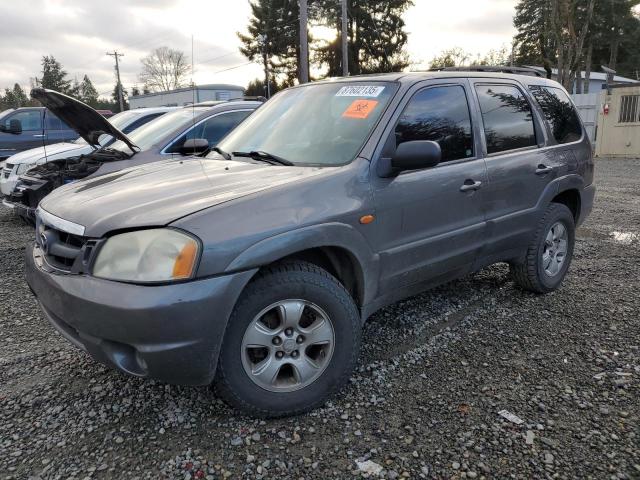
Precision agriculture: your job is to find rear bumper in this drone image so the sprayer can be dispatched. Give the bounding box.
[578,184,596,227]
[26,242,256,385]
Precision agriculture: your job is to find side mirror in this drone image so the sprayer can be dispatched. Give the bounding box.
[180,138,209,155]
[8,119,22,134]
[391,140,441,172]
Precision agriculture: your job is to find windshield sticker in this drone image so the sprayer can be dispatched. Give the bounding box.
[342,99,379,119]
[336,86,385,97]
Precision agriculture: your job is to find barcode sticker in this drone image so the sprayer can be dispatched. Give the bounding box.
[336,86,385,97]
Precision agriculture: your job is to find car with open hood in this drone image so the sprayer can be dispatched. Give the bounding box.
[25,71,595,417]
[0,106,174,200]
[6,89,261,217]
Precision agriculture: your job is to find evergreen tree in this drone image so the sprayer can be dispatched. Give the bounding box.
[1,84,30,109]
[38,55,72,93]
[314,0,413,76]
[79,75,99,106]
[513,0,556,77]
[238,0,304,87]
[111,84,129,111]
[245,77,282,97]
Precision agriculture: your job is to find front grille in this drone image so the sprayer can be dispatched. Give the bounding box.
[36,219,88,272]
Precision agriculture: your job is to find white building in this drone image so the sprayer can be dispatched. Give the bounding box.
[528,67,637,94]
[129,84,244,108]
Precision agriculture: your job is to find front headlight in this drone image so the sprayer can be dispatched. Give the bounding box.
[16,163,31,175]
[93,229,200,283]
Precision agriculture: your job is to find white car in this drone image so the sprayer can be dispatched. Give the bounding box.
[0,107,174,199]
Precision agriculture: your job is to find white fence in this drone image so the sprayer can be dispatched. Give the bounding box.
[571,92,600,144]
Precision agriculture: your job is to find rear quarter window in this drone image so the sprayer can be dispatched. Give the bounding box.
[475,84,537,154]
[529,86,582,144]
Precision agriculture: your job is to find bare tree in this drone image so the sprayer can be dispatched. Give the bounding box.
[551,0,596,91]
[139,47,190,92]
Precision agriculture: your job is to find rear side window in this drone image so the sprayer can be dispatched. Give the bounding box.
[530,86,582,143]
[166,110,251,153]
[475,84,536,154]
[44,113,71,131]
[395,85,474,162]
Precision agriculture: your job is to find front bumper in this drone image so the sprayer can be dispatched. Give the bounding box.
[26,243,256,385]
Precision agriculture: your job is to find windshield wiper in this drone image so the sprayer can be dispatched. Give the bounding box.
[232,150,294,166]
[211,146,231,160]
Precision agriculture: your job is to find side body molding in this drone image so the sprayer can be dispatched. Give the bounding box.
[225,222,381,308]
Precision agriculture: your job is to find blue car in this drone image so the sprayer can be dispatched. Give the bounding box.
[0,107,79,161]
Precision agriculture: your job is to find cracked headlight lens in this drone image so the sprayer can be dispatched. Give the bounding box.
[93,229,199,282]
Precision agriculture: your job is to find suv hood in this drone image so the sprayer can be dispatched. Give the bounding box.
[39,158,331,237]
[5,142,88,165]
[31,88,137,151]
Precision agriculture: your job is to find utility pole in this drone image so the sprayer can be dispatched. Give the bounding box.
[106,50,125,112]
[299,0,309,83]
[341,0,349,76]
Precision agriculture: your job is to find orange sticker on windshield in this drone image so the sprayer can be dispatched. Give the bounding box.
[342,99,379,119]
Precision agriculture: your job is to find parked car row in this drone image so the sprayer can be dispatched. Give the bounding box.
[2,90,261,218]
[1,106,174,200]
[0,106,79,161]
[14,72,595,418]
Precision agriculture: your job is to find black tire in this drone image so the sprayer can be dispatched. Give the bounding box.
[510,202,575,293]
[215,261,361,418]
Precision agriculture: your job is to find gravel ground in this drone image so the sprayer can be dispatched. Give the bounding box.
[1,158,638,480]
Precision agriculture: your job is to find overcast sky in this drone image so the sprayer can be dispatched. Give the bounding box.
[0,0,517,97]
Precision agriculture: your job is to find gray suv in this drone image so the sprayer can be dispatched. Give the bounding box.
[25,72,595,417]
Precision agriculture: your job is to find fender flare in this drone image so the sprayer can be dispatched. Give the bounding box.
[536,174,585,212]
[225,222,380,306]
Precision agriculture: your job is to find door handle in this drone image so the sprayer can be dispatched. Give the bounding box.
[459,180,482,192]
[536,164,553,175]
[33,134,45,138]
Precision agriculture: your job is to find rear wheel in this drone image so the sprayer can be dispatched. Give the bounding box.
[510,203,575,293]
[215,261,361,418]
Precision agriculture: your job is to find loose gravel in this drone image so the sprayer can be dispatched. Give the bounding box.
[1,158,638,479]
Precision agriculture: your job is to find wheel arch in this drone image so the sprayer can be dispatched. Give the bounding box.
[225,222,379,314]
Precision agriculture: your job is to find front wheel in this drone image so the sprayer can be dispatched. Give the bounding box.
[510,203,575,293]
[215,261,361,418]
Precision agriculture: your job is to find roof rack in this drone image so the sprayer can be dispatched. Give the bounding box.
[429,66,545,77]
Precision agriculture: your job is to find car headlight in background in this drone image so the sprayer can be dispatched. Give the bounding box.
[92,229,200,283]
[16,163,32,175]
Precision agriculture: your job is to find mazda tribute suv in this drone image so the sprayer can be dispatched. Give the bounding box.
[25,72,595,417]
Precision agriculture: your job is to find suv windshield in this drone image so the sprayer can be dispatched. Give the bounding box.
[214,81,397,166]
[109,108,207,153]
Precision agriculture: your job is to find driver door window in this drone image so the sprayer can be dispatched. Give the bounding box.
[395,85,474,162]
[4,110,42,131]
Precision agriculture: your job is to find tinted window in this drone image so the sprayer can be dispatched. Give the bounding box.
[4,110,42,131]
[530,86,582,143]
[475,84,536,154]
[166,110,251,153]
[395,85,474,162]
